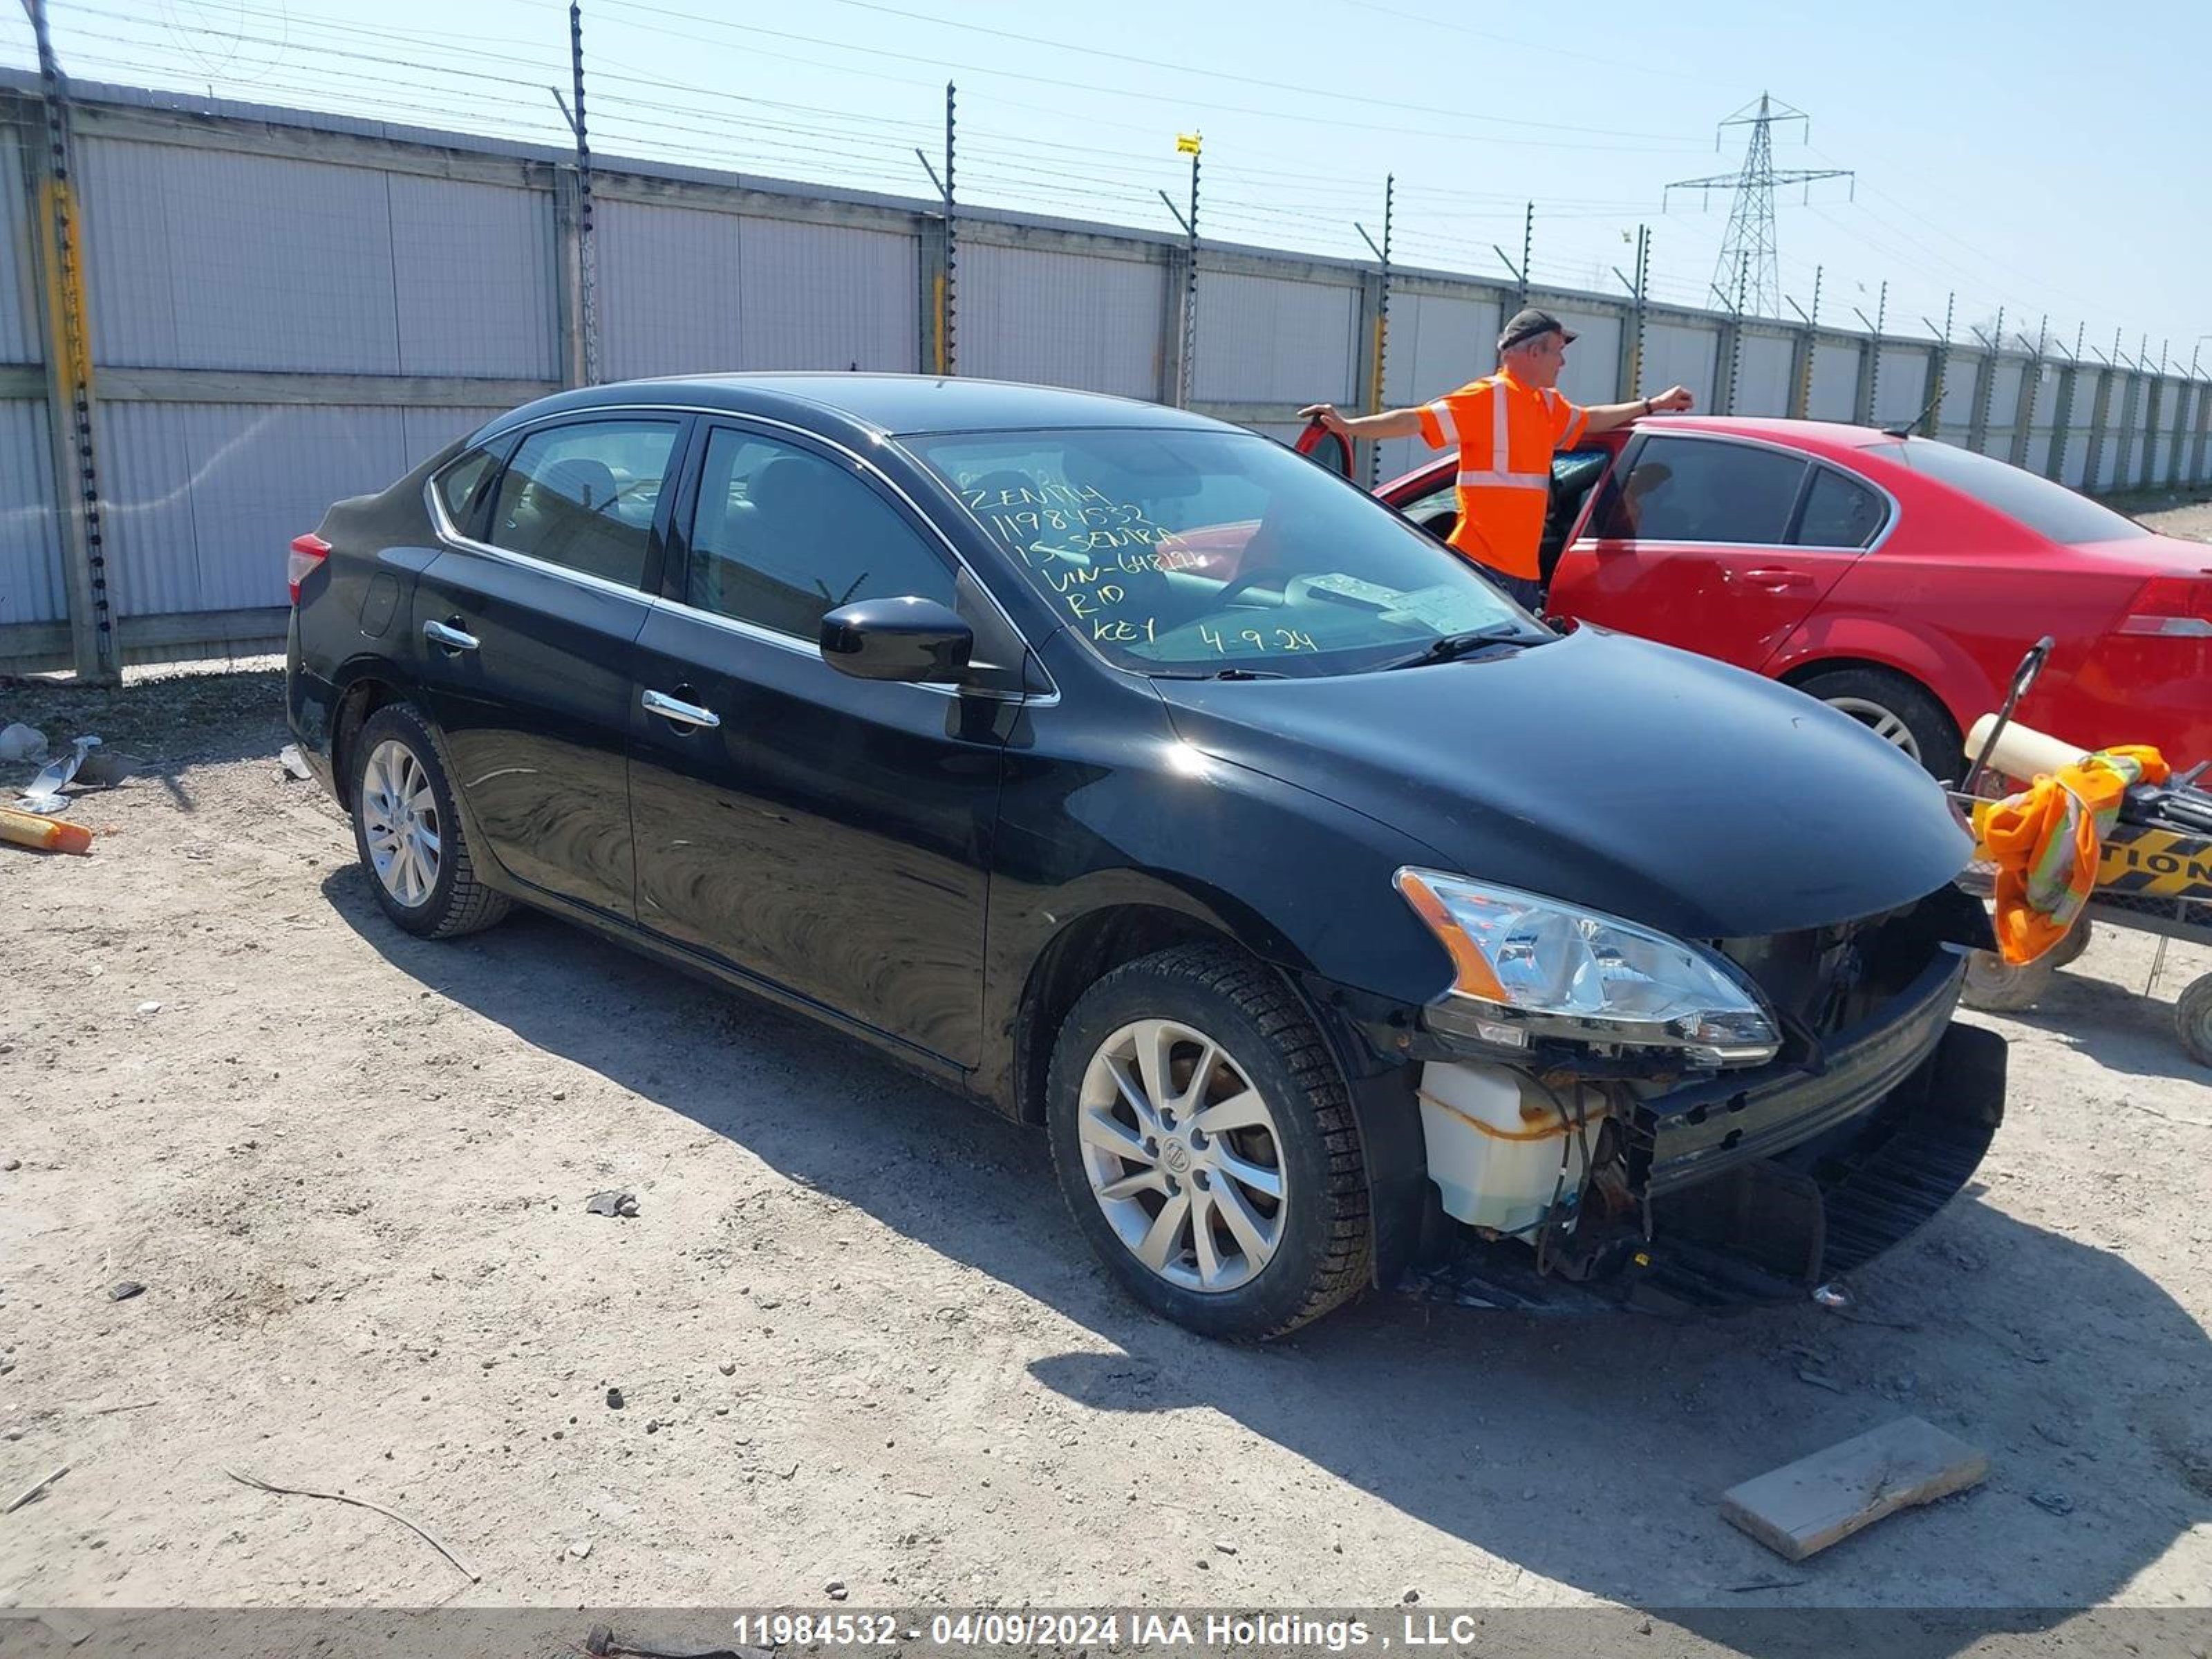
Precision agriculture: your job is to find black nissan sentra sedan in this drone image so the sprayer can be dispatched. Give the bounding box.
[285,375,2005,1338]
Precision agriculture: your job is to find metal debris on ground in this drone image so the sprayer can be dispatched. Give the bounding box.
[277,744,314,782]
[2029,1490,2076,1515]
[4,1465,71,1515]
[109,1281,145,1302]
[583,1622,774,1659]
[585,1190,639,1218]
[15,736,102,815]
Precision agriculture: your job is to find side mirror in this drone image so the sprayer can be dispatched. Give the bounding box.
[819,596,973,684]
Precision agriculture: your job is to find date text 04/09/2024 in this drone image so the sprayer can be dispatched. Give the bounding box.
[922,1613,1380,1649]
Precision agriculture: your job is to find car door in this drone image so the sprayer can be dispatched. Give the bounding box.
[1546,433,1862,670]
[625,420,1017,1067]
[413,411,691,919]
[1384,447,1615,587]
[1293,419,1354,478]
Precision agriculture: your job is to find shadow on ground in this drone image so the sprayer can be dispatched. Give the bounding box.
[325,868,2212,1658]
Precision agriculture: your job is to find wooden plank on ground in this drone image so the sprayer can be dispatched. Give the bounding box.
[1721,1416,1988,1562]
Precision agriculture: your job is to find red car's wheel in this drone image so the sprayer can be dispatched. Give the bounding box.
[1795,666,1963,782]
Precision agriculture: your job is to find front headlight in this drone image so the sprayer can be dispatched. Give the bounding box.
[1394,867,1781,1067]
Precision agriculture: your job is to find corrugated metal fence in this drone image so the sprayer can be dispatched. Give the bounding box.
[5,73,2210,676]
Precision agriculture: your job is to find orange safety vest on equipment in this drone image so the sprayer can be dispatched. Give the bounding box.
[1416,371,1588,581]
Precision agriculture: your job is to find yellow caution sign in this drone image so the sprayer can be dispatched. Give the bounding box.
[1175,132,1202,156]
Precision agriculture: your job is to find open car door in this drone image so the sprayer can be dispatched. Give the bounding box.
[1293,418,1355,478]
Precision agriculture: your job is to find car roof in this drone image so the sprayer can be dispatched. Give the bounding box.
[489,373,1230,439]
[1642,415,1904,456]
[1377,413,1902,496]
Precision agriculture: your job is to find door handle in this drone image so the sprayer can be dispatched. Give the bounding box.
[423,617,480,653]
[642,688,721,730]
[1741,567,1814,588]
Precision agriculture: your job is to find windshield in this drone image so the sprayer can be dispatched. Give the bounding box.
[1862,440,2150,545]
[903,428,1536,677]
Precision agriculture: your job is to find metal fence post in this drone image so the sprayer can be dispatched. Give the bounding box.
[2083,355,2115,491]
[1351,268,1385,487]
[2185,382,2203,493]
[23,3,118,684]
[2141,373,2166,492]
[1969,306,2001,452]
[1852,282,1886,427]
[1784,265,1819,420]
[2009,318,2045,469]
[1157,245,1190,407]
[550,166,586,388]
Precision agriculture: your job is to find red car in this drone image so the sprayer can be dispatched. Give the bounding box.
[1343,417,2211,779]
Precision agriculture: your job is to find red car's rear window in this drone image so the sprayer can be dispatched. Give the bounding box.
[1862,440,2149,545]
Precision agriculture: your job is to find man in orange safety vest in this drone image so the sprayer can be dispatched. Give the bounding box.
[1299,307,1693,610]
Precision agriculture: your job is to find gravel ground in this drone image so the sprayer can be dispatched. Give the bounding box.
[2,532,2209,1653]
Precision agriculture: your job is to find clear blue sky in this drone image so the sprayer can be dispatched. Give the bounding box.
[7,0,2206,366]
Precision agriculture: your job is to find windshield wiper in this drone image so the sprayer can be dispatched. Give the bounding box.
[1151,666,1289,680]
[1377,623,1537,671]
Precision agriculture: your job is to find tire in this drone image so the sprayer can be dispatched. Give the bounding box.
[349,702,512,940]
[1960,949,2059,1013]
[2177,974,2212,1069]
[2047,921,2093,971]
[1044,942,1371,1340]
[1794,666,1964,782]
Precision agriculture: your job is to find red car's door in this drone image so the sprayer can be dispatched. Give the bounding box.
[1294,419,1355,478]
[1548,432,1870,669]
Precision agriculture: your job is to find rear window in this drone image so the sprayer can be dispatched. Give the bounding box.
[1862,440,2148,544]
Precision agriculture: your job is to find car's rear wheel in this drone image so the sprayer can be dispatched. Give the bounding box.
[1044,942,1371,1340]
[350,703,511,939]
[1795,666,1963,782]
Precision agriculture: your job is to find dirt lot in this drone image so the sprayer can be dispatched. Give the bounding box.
[3,514,2211,1643]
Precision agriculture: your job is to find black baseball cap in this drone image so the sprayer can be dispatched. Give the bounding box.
[1499,307,1577,350]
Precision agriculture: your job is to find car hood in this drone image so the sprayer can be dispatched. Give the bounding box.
[1152,628,1972,941]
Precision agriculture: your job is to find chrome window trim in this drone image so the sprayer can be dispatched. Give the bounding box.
[423,414,686,605]
[1568,427,1902,556]
[424,401,1058,706]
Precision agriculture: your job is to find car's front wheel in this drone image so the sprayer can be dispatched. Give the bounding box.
[1045,942,1371,1340]
[350,702,512,939]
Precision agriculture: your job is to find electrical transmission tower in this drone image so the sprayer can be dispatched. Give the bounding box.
[1666,93,1851,319]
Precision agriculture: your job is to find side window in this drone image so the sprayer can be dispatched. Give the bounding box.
[1592,435,1807,545]
[1400,484,1459,539]
[487,418,682,588]
[686,427,955,638]
[433,444,505,535]
[1792,467,1887,549]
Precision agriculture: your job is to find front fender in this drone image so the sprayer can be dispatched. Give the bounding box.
[980,745,1452,1290]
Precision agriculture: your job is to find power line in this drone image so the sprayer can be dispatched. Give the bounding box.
[765,0,1696,141]
[586,0,1712,154]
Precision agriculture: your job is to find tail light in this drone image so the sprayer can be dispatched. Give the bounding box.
[288,532,331,605]
[2117,575,2212,639]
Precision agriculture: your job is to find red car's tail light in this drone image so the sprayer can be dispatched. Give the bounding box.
[288,532,331,605]
[2117,575,2212,639]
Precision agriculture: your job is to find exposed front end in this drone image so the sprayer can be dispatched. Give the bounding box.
[1395,879,2006,1311]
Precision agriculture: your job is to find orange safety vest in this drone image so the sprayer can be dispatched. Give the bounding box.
[1416,371,1588,581]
